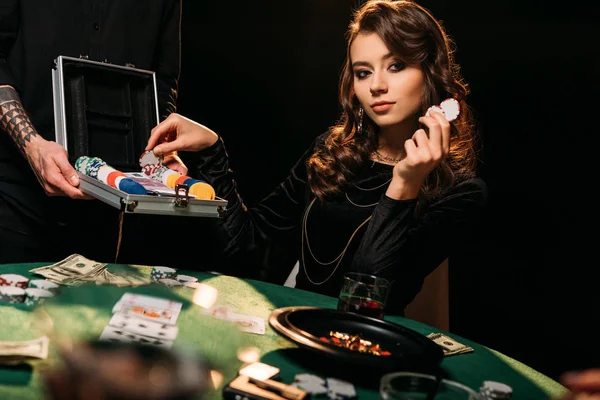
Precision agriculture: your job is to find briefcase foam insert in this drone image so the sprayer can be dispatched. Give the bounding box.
[61,60,157,172]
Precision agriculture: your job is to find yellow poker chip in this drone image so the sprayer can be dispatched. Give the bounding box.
[189,182,216,200]
[166,173,181,189]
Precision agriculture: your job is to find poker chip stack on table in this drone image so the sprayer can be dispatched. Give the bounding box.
[0,274,56,305]
[0,274,28,289]
[23,288,54,307]
[28,279,60,293]
[150,266,177,283]
[0,274,29,304]
[292,373,357,400]
[0,287,26,304]
[150,267,202,288]
[479,381,513,400]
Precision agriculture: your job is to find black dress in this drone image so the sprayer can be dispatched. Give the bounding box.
[193,132,487,314]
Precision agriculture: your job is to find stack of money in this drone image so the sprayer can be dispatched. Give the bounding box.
[0,336,49,365]
[30,254,148,287]
[427,333,474,356]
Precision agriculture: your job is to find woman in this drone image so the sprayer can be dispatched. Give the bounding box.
[146,0,487,314]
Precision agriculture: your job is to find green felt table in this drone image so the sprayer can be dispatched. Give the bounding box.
[0,262,567,400]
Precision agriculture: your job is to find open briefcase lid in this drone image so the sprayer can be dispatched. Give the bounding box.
[52,55,227,217]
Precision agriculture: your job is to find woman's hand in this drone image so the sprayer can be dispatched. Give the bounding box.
[558,369,600,400]
[386,110,451,200]
[146,113,219,156]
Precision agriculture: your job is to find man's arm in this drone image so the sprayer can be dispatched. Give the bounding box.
[0,85,89,199]
[0,85,39,154]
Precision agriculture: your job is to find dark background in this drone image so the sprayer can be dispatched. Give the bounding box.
[176,0,599,381]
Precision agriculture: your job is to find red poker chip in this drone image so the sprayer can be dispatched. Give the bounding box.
[0,274,29,289]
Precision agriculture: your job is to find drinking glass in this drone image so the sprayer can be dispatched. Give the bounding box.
[337,272,390,319]
[380,372,484,400]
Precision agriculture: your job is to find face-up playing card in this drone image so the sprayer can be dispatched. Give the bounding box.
[229,313,265,335]
[99,325,174,349]
[113,293,182,325]
[108,312,179,341]
[202,305,265,335]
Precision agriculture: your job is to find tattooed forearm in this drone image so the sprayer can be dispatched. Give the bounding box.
[0,86,38,155]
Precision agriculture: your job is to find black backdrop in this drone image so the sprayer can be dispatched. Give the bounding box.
[176,0,600,381]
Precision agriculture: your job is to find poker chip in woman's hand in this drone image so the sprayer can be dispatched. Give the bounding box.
[425,98,460,122]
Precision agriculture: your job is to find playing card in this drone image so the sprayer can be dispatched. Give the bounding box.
[202,304,233,320]
[112,293,182,325]
[238,362,280,381]
[202,305,265,335]
[230,313,265,335]
[108,312,179,341]
[99,325,173,349]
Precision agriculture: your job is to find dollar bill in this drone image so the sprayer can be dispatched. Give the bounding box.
[30,254,149,287]
[0,336,49,364]
[427,333,474,356]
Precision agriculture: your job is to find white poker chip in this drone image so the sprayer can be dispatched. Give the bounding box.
[139,149,163,169]
[0,274,29,289]
[175,275,198,284]
[481,381,513,395]
[24,288,54,305]
[158,278,183,288]
[0,286,26,303]
[28,279,60,293]
[425,98,460,122]
[439,98,460,121]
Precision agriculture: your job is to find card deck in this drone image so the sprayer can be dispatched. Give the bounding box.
[99,325,174,349]
[108,312,179,341]
[112,293,182,325]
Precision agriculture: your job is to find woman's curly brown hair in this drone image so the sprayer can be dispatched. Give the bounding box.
[306,0,479,203]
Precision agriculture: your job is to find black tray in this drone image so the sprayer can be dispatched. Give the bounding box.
[268,306,444,373]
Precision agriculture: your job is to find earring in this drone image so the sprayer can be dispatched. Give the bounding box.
[357,107,364,134]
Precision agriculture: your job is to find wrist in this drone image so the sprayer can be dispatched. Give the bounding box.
[385,177,421,200]
[22,134,45,156]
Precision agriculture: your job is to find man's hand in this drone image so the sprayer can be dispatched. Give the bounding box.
[26,138,91,199]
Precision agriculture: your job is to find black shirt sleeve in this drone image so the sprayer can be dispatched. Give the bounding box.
[0,0,19,89]
[352,178,488,308]
[192,136,313,259]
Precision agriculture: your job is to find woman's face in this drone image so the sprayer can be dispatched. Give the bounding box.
[350,32,425,130]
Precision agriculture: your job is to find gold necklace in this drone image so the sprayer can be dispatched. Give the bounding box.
[301,197,372,285]
[345,193,379,208]
[373,150,402,163]
[352,177,392,191]
[346,176,392,207]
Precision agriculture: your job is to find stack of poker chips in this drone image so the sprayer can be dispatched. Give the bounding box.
[28,279,60,294]
[24,288,54,306]
[479,381,513,400]
[150,266,177,283]
[0,274,28,304]
[150,165,216,200]
[0,287,26,304]
[139,150,216,200]
[75,156,148,195]
[0,273,29,289]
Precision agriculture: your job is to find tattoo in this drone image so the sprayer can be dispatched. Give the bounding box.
[0,86,38,155]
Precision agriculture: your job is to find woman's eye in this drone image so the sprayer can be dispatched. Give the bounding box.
[354,70,371,79]
[389,62,406,72]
